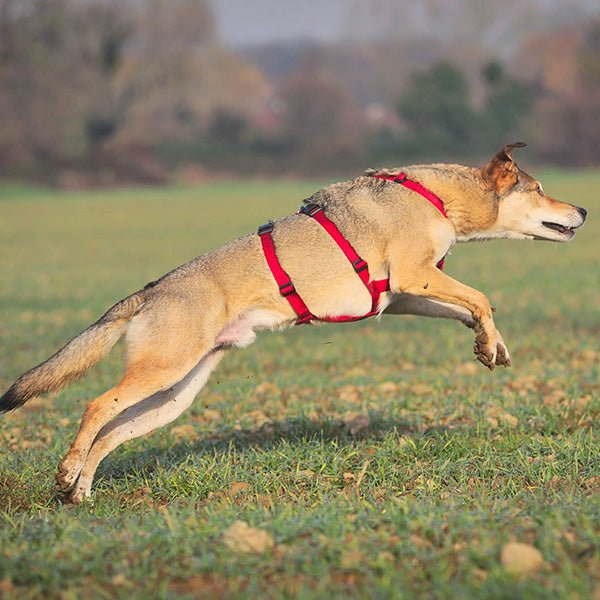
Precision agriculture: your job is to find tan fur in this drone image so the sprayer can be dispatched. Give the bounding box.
[0,143,586,502]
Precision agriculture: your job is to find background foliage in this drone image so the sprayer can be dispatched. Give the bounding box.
[1,0,600,184]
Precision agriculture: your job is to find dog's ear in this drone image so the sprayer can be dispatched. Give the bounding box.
[482,142,527,194]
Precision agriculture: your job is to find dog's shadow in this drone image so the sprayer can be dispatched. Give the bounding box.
[95,412,453,491]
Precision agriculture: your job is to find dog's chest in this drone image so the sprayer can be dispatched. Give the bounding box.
[430,220,456,264]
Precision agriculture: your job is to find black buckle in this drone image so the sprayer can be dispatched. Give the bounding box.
[394,174,408,184]
[279,282,295,297]
[257,222,274,235]
[299,202,323,217]
[352,258,368,273]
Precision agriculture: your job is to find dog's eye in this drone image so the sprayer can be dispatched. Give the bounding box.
[535,184,544,196]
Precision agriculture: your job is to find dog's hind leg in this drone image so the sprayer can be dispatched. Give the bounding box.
[56,295,227,492]
[69,349,225,503]
[56,360,199,492]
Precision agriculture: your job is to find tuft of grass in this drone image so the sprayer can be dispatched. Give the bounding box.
[0,172,598,598]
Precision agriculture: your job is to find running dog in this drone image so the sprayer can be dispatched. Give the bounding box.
[0,142,587,502]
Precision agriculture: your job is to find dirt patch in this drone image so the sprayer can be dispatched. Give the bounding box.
[170,574,245,598]
[0,475,36,513]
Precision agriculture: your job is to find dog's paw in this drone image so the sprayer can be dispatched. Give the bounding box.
[69,482,93,505]
[474,343,495,370]
[495,332,511,367]
[56,453,84,491]
[473,323,509,370]
[474,327,494,370]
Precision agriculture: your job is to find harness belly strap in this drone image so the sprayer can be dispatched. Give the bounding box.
[258,222,313,324]
[258,207,389,325]
[257,172,448,325]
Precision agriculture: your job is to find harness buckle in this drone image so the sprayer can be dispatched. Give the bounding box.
[394,174,408,184]
[257,222,274,236]
[296,313,313,324]
[279,282,296,297]
[352,258,368,273]
[299,202,323,217]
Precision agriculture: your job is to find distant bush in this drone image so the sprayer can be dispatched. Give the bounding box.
[397,62,476,151]
[208,109,248,146]
[371,60,534,162]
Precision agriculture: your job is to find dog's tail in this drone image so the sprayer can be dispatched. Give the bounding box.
[0,292,146,412]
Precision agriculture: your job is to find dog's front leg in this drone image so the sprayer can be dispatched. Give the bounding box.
[391,266,510,369]
[384,295,476,328]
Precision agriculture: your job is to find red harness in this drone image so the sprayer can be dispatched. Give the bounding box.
[258,172,448,325]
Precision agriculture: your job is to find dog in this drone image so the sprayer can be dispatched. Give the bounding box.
[0,142,587,502]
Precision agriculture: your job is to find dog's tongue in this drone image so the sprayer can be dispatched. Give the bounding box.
[542,221,570,234]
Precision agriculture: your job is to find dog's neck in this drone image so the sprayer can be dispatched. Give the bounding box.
[404,164,498,241]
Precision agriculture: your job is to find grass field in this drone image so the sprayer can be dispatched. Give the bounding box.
[0,171,598,599]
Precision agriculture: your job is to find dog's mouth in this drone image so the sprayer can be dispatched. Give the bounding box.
[539,221,577,239]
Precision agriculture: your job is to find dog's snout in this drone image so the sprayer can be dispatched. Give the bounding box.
[577,206,587,220]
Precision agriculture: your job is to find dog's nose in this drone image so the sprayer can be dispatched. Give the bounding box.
[577,206,587,220]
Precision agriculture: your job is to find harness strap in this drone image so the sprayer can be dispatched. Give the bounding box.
[298,203,389,316]
[372,172,448,269]
[258,223,313,324]
[258,172,448,325]
[372,173,447,218]
[258,208,390,324]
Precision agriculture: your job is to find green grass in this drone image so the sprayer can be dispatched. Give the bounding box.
[0,172,599,599]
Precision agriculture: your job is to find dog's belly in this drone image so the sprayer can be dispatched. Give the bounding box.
[216,309,290,348]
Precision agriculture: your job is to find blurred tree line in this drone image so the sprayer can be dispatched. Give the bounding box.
[372,60,533,160]
[0,0,599,185]
[0,0,267,183]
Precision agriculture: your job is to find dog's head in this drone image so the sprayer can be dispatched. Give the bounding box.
[482,142,587,242]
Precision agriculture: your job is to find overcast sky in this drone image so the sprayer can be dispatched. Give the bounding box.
[209,0,600,48]
[210,0,350,46]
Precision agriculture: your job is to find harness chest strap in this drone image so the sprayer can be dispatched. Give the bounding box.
[257,172,448,325]
[372,172,448,269]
